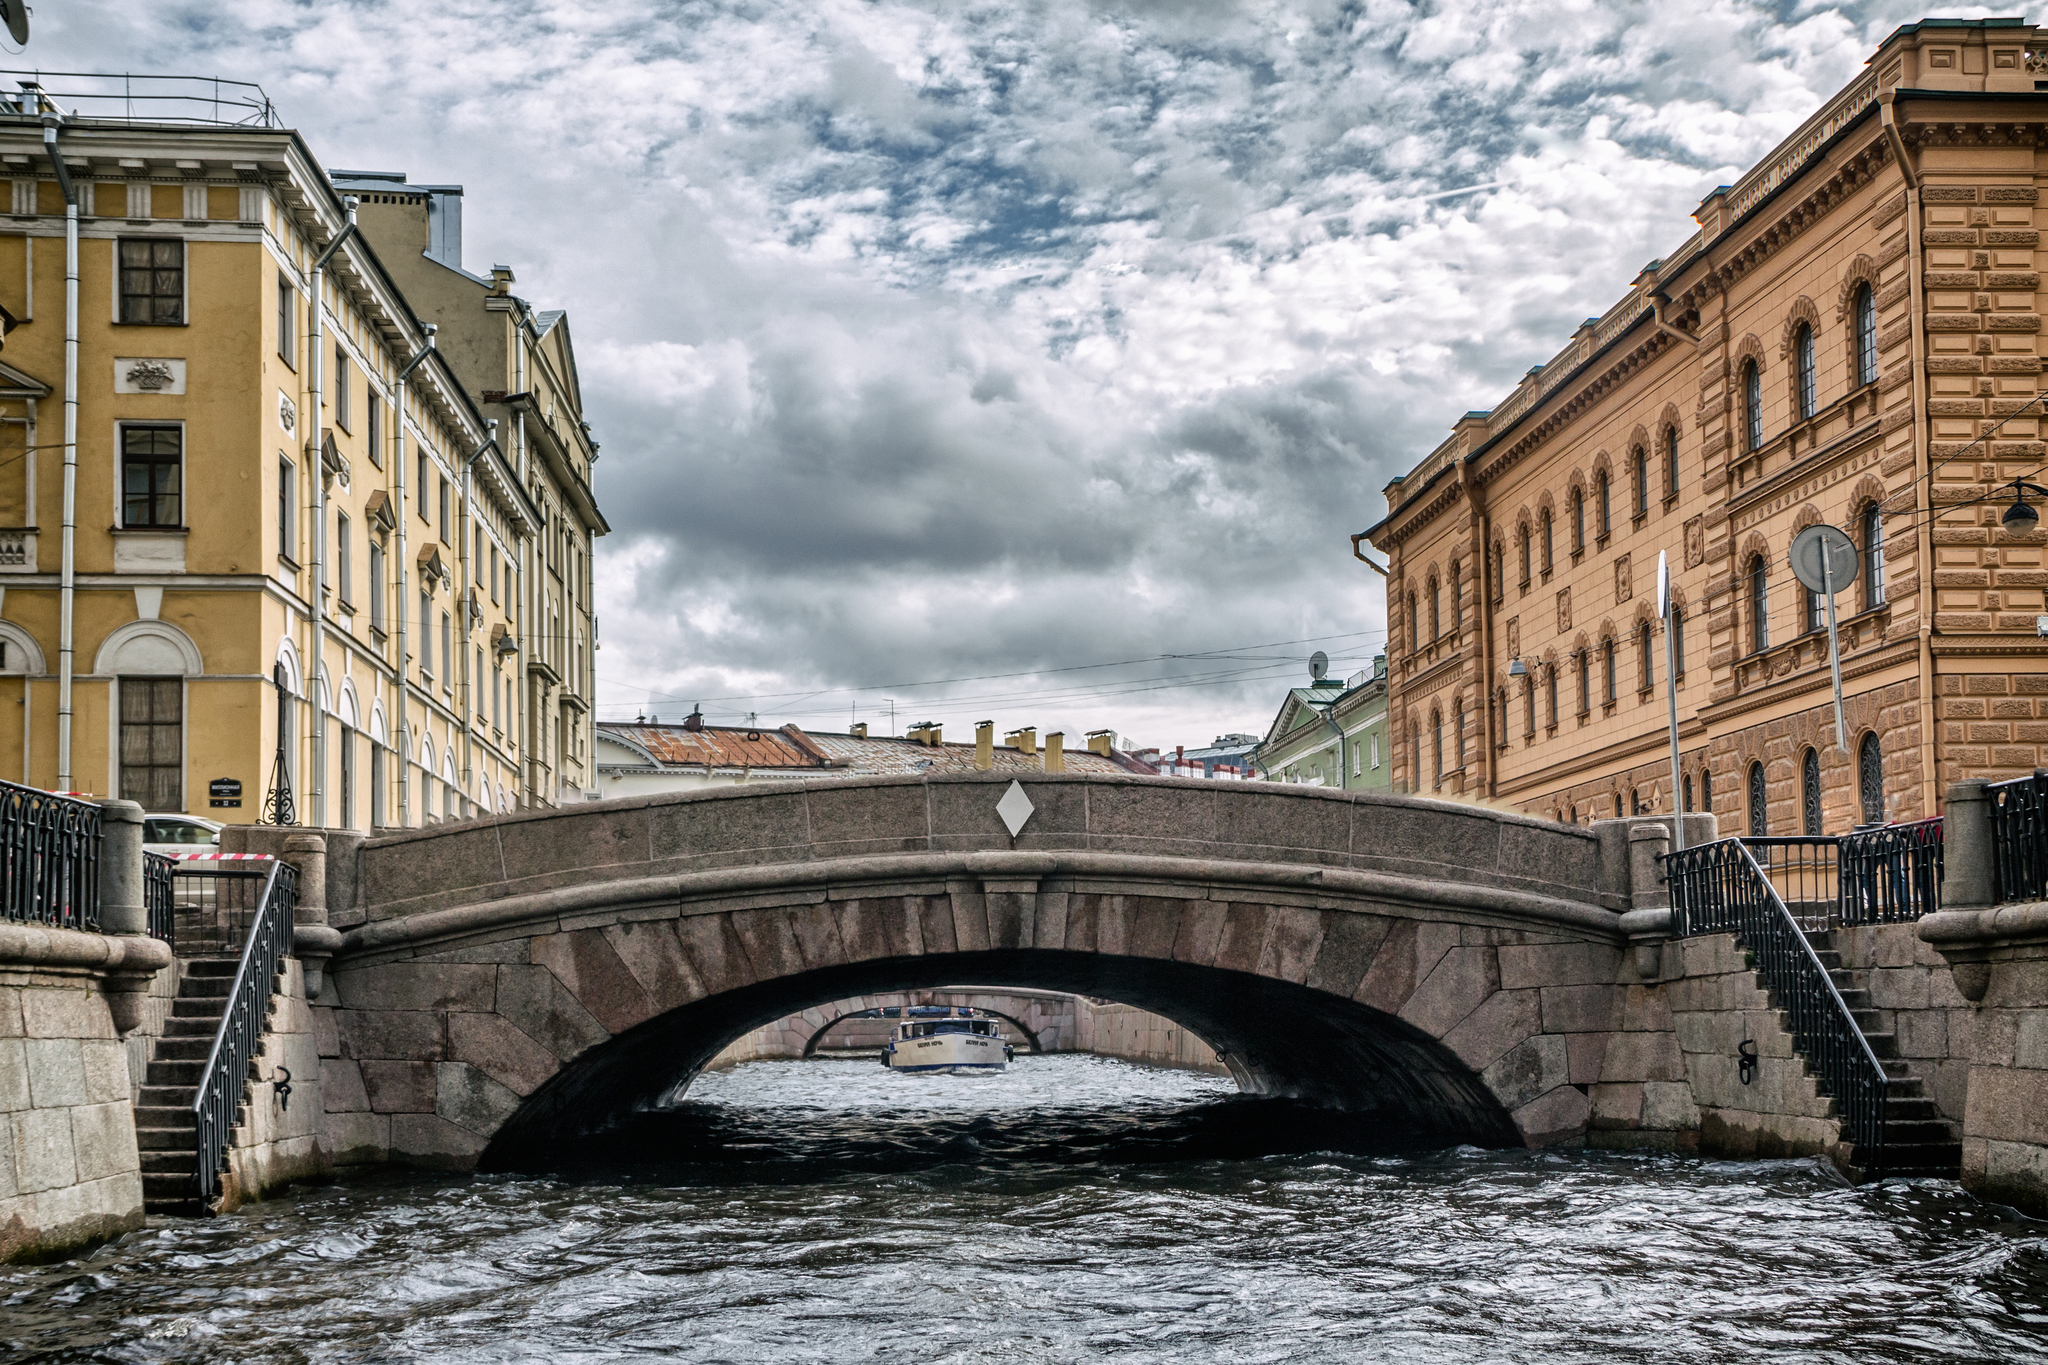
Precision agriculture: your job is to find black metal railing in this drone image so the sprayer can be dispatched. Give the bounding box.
[1839,818,1943,925]
[1665,838,1890,1174]
[191,858,297,1209]
[0,780,100,930]
[143,851,175,943]
[167,858,277,957]
[1989,772,2048,905]
[1743,837,1840,930]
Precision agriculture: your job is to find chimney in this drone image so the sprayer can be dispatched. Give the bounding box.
[1086,729,1115,757]
[849,722,868,739]
[974,721,994,770]
[908,721,942,746]
[1005,726,1036,756]
[682,708,703,732]
[1044,730,1065,774]
[489,263,515,297]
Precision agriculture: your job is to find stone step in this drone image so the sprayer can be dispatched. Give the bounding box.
[1835,988,1871,1010]
[1860,1031,1899,1059]
[151,1037,213,1062]
[140,1171,201,1206]
[1855,1142,1963,1177]
[177,978,232,1001]
[139,1149,196,1176]
[1886,1097,1944,1120]
[170,997,230,1020]
[1883,1119,1962,1146]
[134,1104,194,1130]
[134,1125,196,1151]
[1811,950,1843,971]
[145,1059,204,1087]
[162,1017,220,1038]
[181,958,240,977]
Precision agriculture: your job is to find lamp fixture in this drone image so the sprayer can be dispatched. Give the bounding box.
[1508,658,1528,678]
[2003,479,2048,534]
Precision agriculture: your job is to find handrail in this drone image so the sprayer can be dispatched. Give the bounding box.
[0,780,101,930]
[143,851,174,943]
[1838,818,1943,925]
[189,858,297,1208]
[1988,772,2048,905]
[1666,837,1890,1176]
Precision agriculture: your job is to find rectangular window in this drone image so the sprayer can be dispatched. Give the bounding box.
[369,542,386,632]
[278,457,296,560]
[118,677,182,811]
[418,453,430,523]
[371,743,386,829]
[121,425,182,528]
[441,612,452,692]
[367,394,381,467]
[419,591,433,678]
[439,476,450,545]
[334,344,351,432]
[339,726,355,831]
[277,273,295,368]
[335,511,352,607]
[421,770,433,826]
[118,238,184,324]
[490,546,500,604]
[1673,608,1686,677]
[477,646,485,716]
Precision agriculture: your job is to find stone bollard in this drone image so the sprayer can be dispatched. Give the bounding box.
[96,798,158,1034]
[281,832,342,1000]
[1921,780,1999,1002]
[1619,820,1675,980]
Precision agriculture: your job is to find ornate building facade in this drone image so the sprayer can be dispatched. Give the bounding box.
[1364,18,2048,834]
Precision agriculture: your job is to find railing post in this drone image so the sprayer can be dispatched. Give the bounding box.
[282,831,340,999]
[96,797,154,1034]
[1941,780,1996,912]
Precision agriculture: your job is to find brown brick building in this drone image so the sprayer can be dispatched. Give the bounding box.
[1364,18,2048,835]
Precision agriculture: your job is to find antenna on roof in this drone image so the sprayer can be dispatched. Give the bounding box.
[0,0,30,47]
[1309,651,1329,682]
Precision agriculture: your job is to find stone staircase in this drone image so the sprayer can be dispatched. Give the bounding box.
[1805,929,1962,1178]
[135,959,237,1215]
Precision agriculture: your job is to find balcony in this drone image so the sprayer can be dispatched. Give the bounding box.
[0,526,36,573]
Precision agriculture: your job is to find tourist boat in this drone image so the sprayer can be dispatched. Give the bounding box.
[882,1006,1014,1073]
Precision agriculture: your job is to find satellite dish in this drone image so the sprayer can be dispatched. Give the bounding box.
[1790,524,1858,596]
[1309,651,1329,681]
[0,1,28,47]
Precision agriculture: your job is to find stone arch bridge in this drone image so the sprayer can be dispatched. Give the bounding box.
[319,774,1651,1171]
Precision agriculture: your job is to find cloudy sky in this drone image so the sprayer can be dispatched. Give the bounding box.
[30,0,1981,748]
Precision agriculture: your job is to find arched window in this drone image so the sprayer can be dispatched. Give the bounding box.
[1863,502,1886,608]
[1407,590,1418,653]
[1602,636,1617,705]
[1519,526,1531,585]
[1523,677,1536,737]
[1454,700,1466,768]
[1638,622,1654,692]
[1802,748,1822,835]
[1672,606,1686,677]
[1540,508,1553,572]
[1749,760,1768,836]
[1750,554,1770,653]
[1596,471,1611,539]
[1664,426,1679,500]
[1577,650,1591,715]
[1450,561,1463,631]
[1744,360,1763,451]
[1631,447,1648,517]
[1570,487,1585,551]
[1683,772,1695,813]
[1432,711,1443,786]
[1546,664,1558,728]
[1701,766,1713,814]
[1804,577,1823,635]
[1856,283,1877,386]
[1429,575,1440,640]
[1796,323,1816,419]
[1859,732,1884,825]
[1410,721,1421,789]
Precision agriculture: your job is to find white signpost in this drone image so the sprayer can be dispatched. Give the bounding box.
[1657,551,1683,851]
[1790,524,1861,755]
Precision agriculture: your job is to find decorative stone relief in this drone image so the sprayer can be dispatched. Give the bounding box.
[278,390,296,434]
[1505,617,1520,661]
[1614,553,1632,604]
[1556,587,1571,634]
[1684,516,1705,568]
[113,357,184,394]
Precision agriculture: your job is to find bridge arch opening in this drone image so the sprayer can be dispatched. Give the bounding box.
[797,1002,1049,1058]
[477,949,1521,1171]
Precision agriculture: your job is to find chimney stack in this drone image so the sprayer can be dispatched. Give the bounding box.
[682,708,703,733]
[908,721,942,746]
[1044,730,1065,774]
[849,722,868,739]
[974,720,994,770]
[1005,726,1036,756]
[1086,729,1115,757]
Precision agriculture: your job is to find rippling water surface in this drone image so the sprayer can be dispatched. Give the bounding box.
[3,1055,2045,1362]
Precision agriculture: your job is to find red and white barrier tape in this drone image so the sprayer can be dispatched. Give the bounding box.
[169,852,275,861]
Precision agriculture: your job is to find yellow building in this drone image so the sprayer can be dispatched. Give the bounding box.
[0,77,547,829]
[1365,19,2048,835]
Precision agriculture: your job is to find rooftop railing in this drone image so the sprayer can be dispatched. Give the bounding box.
[0,71,280,129]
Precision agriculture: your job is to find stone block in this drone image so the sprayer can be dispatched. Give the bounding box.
[1567,1032,1607,1086]
[601,919,705,1006]
[21,986,104,1042]
[1896,1009,1949,1059]
[360,1060,437,1113]
[1600,1030,1685,1083]
[23,1039,85,1109]
[1641,1081,1701,1131]
[0,1039,28,1112]
[1619,985,1673,1034]
[312,1005,342,1058]
[531,928,661,1035]
[1399,945,1500,1038]
[649,790,808,870]
[832,896,922,963]
[0,987,20,1038]
[1442,988,1541,1072]
[1965,1064,2048,1145]
[2016,1012,2048,1072]
[1983,960,2048,1010]
[389,1113,489,1170]
[0,1118,16,1198]
[435,1062,523,1136]
[11,1107,75,1193]
[362,825,509,913]
[1209,902,1272,976]
[1354,802,1500,886]
[1498,941,1618,990]
[1868,968,1931,1011]
[1256,907,1327,985]
[79,1041,128,1107]
[1126,896,1183,961]
[499,806,651,883]
[1590,1082,1644,1129]
[1303,911,1392,998]
[1170,898,1228,967]
[449,1013,560,1098]
[322,1059,370,1113]
[1511,1084,1591,1147]
[494,966,610,1063]
[334,962,496,1014]
[1086,782,1217,853]
[69,1101,138,1183]
[1210,786,1348,864]
[338,1010,448,1062]
[1356,920,1455,1015]
[1538,984,1619,1034]
[1980,1138,2048,1219]
[1482,1033,1569,1112]
[807,782,932,858]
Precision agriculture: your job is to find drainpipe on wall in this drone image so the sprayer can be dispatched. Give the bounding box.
[513,318,532,806]
[460,421,501,810]
[1883,93,1941,822]
[42,113,77,794]
[1468,480,1498,798]
[306,198,359,826]
[391,327,437,826]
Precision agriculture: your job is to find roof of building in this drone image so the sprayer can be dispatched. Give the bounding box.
[595,721,1135,777]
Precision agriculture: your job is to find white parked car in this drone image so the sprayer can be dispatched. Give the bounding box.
[143,814,221,858]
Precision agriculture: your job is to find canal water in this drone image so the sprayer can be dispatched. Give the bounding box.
[3,1054,2045,1362]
